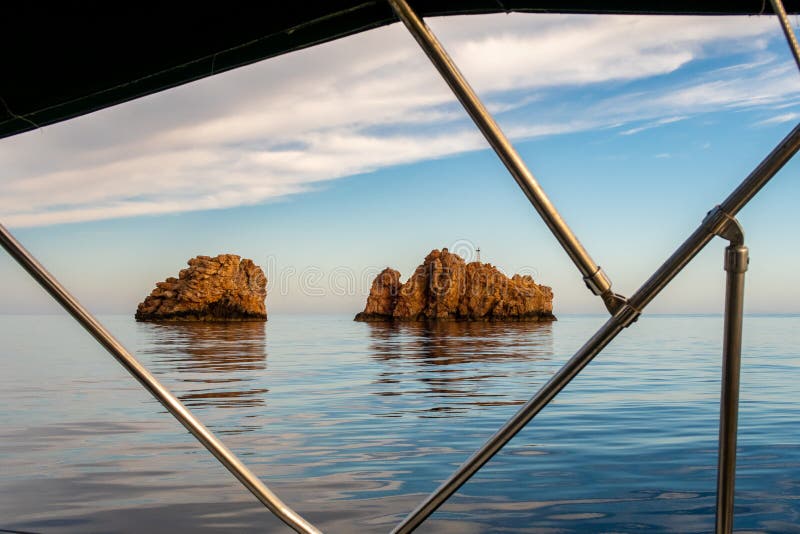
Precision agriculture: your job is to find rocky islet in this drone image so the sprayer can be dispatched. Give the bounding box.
[355,248,554,322]
[135,254,267,322]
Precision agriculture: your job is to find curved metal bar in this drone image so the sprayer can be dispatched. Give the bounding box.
[770,0,800,73]
[387,0,624,313]
[392,123,800,533]
[0,224,321,534]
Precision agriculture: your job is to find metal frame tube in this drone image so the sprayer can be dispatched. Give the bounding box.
[0,225,321,534]
[392,124,800,533]
[387,0,622,311]
[715,239,748,534]
[770,0,800,73]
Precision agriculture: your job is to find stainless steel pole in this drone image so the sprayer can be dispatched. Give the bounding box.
[387,0,623,313]
[770,0,800,73]
[715,225,748,534]
[0,225,321,534]
[392,123,800,534]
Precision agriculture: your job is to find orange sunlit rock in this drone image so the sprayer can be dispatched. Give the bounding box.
[356,248,554,322]
[136,254,267,321]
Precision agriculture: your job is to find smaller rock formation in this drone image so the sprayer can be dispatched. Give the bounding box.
[136,254,267,322]
[355,268,403,322]
[355,248,555,322]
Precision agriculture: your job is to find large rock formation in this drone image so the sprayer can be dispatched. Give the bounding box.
[136,254,267,322]
[355,248,554,322]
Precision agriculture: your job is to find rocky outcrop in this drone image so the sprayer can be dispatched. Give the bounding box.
[136,254,267,322]
[354,268,402,321]
[355,248,554,322]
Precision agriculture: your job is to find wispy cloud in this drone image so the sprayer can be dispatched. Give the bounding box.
[757,111,800,125]
[621,116,688,136]
[0,13,794,227]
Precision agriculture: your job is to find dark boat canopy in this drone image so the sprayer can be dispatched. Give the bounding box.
[2,1,797,140]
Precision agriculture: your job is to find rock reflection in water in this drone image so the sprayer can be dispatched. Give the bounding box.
[366,321,554,417]
[137,321,268,409]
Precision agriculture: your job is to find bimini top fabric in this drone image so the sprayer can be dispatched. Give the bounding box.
[2,1,797,139]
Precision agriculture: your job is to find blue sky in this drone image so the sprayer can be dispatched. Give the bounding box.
[1,13,799,315]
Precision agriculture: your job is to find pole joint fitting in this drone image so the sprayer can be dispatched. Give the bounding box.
[584,267,627,314]
[705,205,745,246]
[612,301,642,329]
[725,246,749,274]
[705,205,749,274]
[583,266,611,295]
[601,290,627,314]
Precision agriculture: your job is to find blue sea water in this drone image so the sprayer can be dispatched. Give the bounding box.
[0,314,798,533]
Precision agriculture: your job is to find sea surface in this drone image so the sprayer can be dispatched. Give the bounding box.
[0,314,798,533]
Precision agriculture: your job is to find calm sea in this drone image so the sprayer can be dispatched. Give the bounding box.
[1,314,798,533]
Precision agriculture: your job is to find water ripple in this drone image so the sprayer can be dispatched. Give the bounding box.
[0,314,798,532]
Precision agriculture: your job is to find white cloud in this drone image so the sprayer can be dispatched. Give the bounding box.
[758,111,800,124]
[620,116,688,136]
[0,13,795,227]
